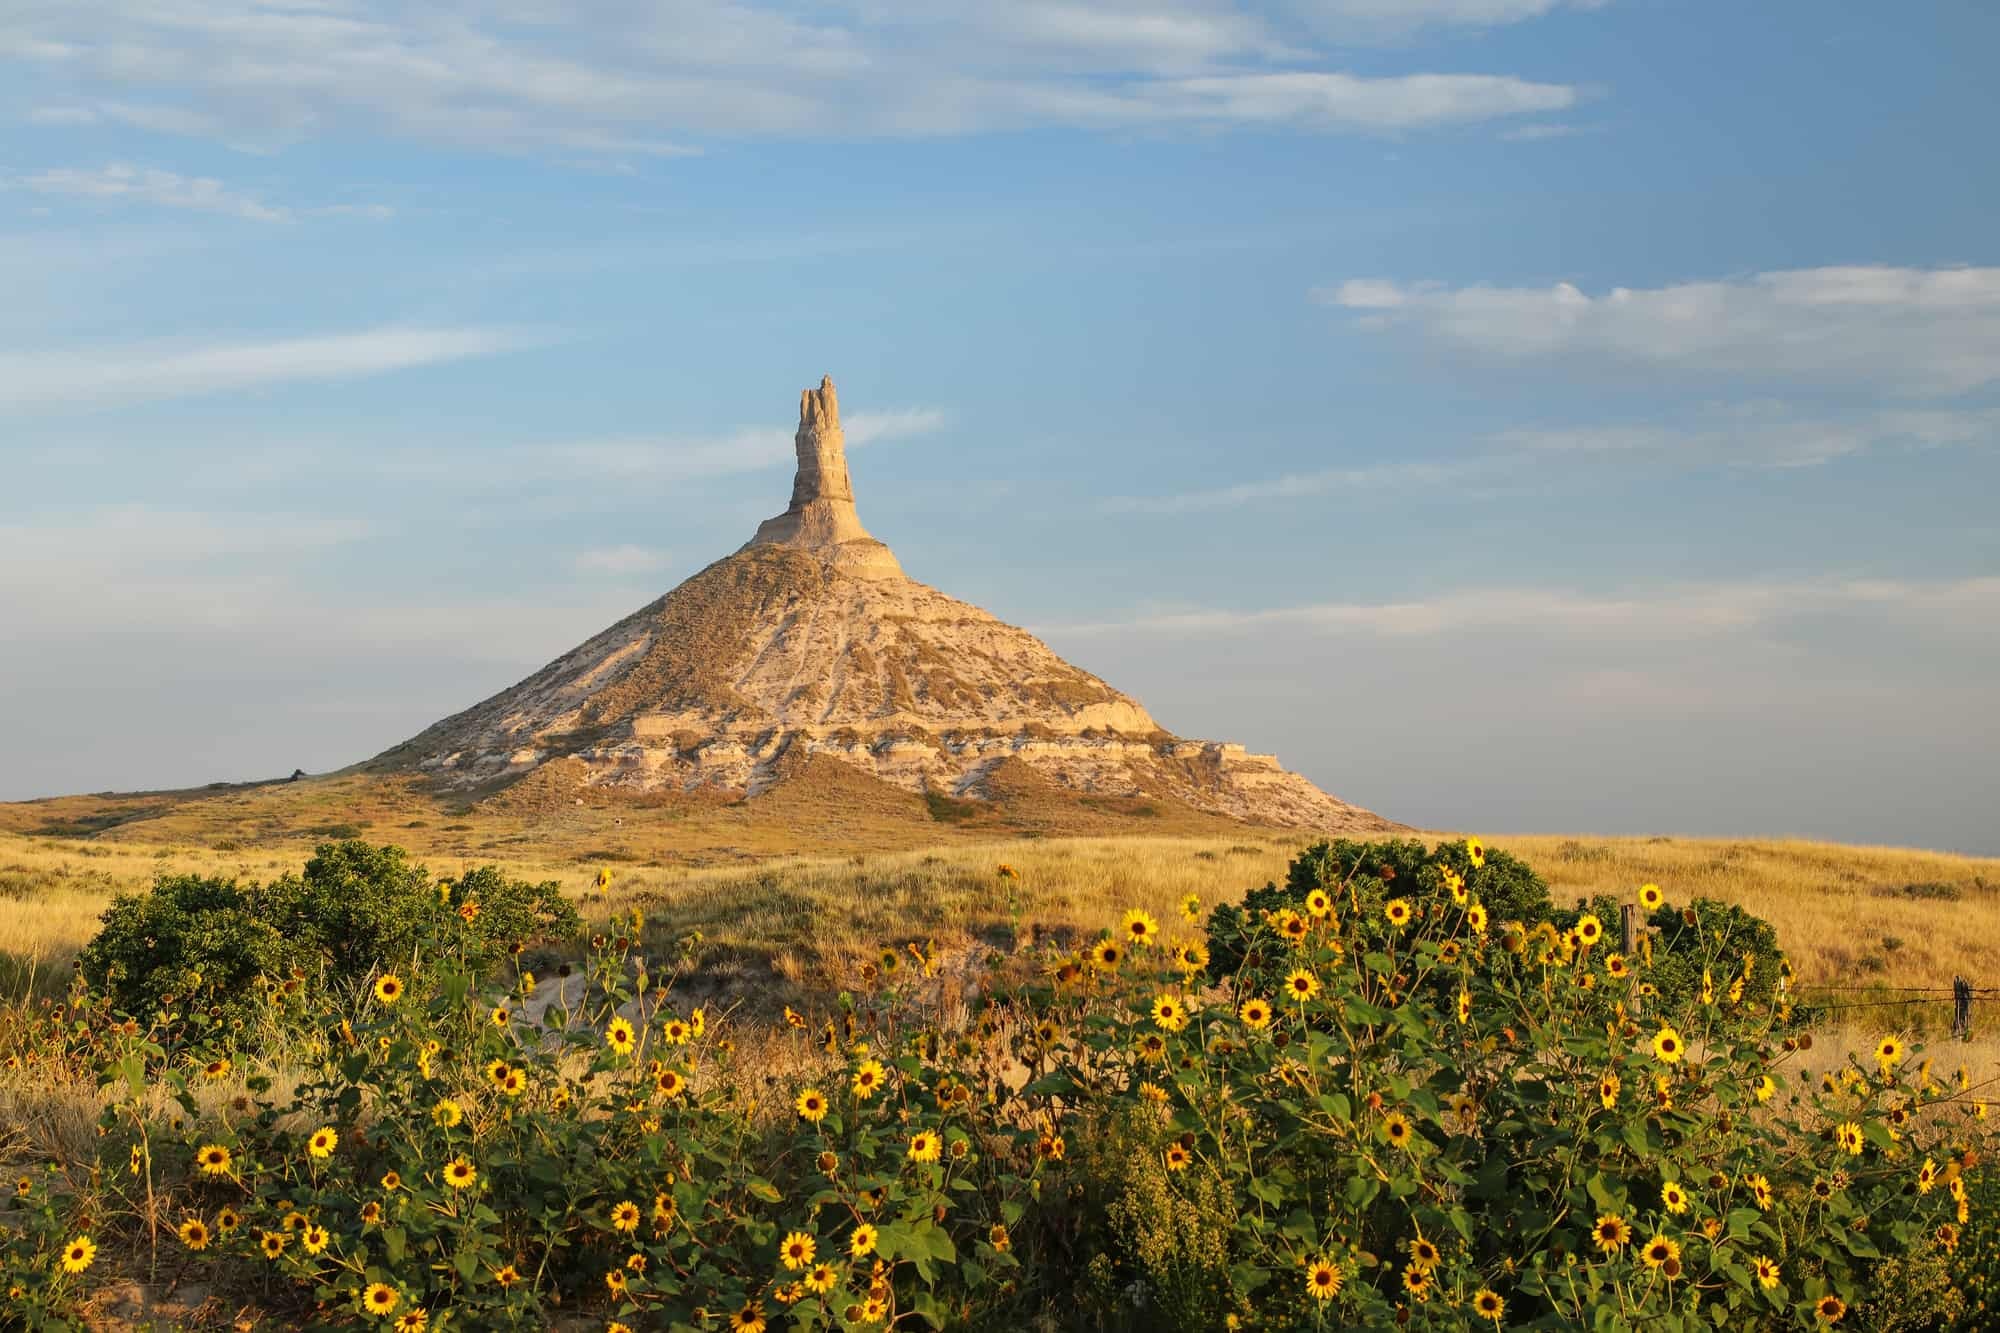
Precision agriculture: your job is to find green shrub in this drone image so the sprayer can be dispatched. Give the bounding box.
[77,840,580,1044]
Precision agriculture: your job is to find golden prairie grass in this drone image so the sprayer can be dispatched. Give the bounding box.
[7,827,2000,1008]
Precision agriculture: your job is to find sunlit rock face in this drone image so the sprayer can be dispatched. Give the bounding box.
[375,377,1384,830]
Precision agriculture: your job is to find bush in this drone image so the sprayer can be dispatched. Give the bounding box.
[77,840,580,1045]
[19,838,1988,1331]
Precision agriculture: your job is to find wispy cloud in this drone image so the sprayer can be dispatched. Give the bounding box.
[1046,575,2000,640]
[540,407,947,483]
[1102,405,2000,516]
[1317,265,2000,396]
[0,326,549,410]
[1102,456,1507,513]
[0,2,1587,152]
[6,161,396,222]
[1293,0,1609,39]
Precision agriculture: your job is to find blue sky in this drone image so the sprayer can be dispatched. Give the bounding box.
[2,1,1996,852]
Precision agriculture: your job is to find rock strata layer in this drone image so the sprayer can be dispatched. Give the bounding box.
[376,378,1386,830]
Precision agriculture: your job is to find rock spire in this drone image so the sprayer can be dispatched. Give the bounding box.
[744,376,903,579]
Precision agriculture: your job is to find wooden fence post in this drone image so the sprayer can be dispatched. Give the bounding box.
[1620,904,1636,956]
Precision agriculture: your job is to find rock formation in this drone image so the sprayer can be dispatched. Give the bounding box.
[374,378,1389,831]
[742,376,903,580]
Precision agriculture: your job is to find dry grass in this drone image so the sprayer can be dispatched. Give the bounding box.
[8,827,2000,1007]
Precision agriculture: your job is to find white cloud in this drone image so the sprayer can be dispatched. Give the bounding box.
[571,545,671,576]
[1316,265,2000,396]
[1049,575,2000,640]
[0,1,1585,151]
[12,161,290,221]
[0,326,548,410]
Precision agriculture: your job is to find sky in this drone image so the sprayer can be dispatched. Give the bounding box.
[1,1,1996,853]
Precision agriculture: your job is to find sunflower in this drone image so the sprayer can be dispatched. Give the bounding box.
[1917,1158,1938,1194]
[662,1017,692,1045]
[1121,909,1160,946]
[1304,1259,1343,1302]
[1748,1174,1773,1209]
[216,1207,242,1235]
[394,1311,429,1333]
[492,1264,521,1287]
[604,1269,627,1296]
[432,1098,463,1129]
[1151,994,1188,1032]
[1239,997,1272,1030]
[1836,1121,1864,1155]
[730,1304,768,1333]
[307,1126,338,1160]
[990,1222,1012,1252]
[1604,954,1628,979]
[606,1016,637,1057]
[1384,898,1413,928]
[500,1068,527,1097]
[201,1057,231,1081]
[1463,836,1485,867]
[484,1058,510,1087]
[177,1217,211,1251]
[780,1230,817,1270]
[1651,1026,1685,1063]
[655,1069,687,1098]
[1575,914,1603,946]
[795,1087,830,1122]
[1285,969,1320,1003]
[1473,1290,1504,1323]
[1136,1032,1168,1062]
[1176,941,1210,974]
[1598,1074,1621,1110]
[1816,1295,1846,1324]
[259,1231,286,1260]
[1937,1222,1960,1251]
[360,1201,382,1225]
[1382,1111,1415,1150]
[1466,902,1488,933]
[1090,941,1123,972]
[1592,1214,1631,1253]
[609,1199,641,1233]
[1661,1181,1689,1214]
[1638,883,1664,910]
[196,1143,233,1176]
[1038,1133,1066,1161]
[1408,1236,1441,1270]
[1456,989,1472,1024]
[363,1284,400,1316]
[301,1224,329,1255]
[1402,1265,1431,1299]
[1756,1074,1776,1102]
[851,1060,887,1099]
[373,974,403,1004]
[1305,888,1332,919]
[1753,1254,1780,1289]
[850,1223,878,1257]
[1640,1235,1681,1269]
[908,1130,943,1163]
[443,1157,477,1189]
[381,1170,402,1190]
[1164,1144,1191,1172]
